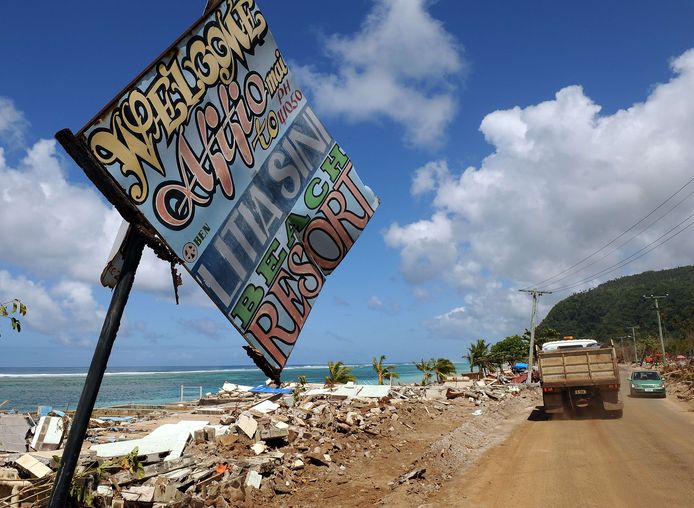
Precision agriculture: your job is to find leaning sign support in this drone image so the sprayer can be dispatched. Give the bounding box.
[49,1,377,505]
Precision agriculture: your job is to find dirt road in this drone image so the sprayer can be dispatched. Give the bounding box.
[429,376,694,507]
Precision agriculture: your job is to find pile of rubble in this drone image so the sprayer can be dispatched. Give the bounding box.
[661,363,694,402]
[0,378,523,507]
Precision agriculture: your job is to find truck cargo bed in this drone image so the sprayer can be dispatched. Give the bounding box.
[539,347,619,386]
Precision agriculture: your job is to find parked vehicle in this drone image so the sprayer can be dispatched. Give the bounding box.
[628,370,666,398]
[538,338,623,417]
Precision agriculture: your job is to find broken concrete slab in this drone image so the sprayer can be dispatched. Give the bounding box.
[236,413,258,439]
[121,485,154,502]
[152,477,179,504]
[355,385,391,398]
[91,420,208,460]
[0,414,30,453]
[251,441,267,455]
[305,453,331,467]
[424,387,448,400]
[221,383,252,393]
[245,470,262,489]
[304,384,391,399]
[251,399,280,414]
[15,453,52,479]
[217,434,239,448]
[259,423,289,441]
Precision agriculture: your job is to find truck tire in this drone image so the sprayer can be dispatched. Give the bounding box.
[611,409,623,418]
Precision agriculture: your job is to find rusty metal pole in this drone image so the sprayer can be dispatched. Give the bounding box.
[48,227,145,507]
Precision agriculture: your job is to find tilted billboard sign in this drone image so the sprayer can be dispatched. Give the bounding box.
[80,0,378,379]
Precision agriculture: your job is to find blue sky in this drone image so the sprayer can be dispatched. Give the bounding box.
[1,0,693,369]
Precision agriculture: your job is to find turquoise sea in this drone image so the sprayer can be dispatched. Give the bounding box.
[0,362,470,413]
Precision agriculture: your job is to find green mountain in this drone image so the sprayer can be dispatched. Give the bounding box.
[539,266,694,351]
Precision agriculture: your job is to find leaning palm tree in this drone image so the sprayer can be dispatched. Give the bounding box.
[372,355,400,385]
[415,359,434,385]
[432,358,456,383]
[325,361,356,386]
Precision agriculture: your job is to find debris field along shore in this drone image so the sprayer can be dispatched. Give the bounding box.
[1,375,538,507]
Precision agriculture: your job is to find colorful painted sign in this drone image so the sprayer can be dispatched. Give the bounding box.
[80,0,378,379]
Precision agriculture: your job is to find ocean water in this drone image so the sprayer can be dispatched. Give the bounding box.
[0,362,470,413]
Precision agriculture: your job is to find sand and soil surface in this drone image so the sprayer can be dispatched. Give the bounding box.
[427,367,694,508]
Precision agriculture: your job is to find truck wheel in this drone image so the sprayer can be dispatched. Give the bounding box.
[612,409,623,418]
[629,388,635,397]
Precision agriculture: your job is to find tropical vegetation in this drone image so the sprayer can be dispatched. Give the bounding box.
[465,339,493,373]
[372,355,399,385]
[0,298,26,337]
[432,358,456,383]
[489,335,529,365]
[415,359,434,385]
[325,361,356,386]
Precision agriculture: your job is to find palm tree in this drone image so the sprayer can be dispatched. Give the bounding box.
[372,355,400,385]
[325,361,356,386]
[415,359,434,385]
[465,339,491,374]
[432,358,456,383]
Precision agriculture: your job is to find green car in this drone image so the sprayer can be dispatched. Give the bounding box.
[629,370,666,397]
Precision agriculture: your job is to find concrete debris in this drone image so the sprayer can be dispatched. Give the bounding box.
[250,399,280,414]
[222,383,253,393]
[398,467,426,483]
[91,420,208,460]
[304,383,391,399]
[0,375,531,507]
[0,414,31,453]
[30,416,66,451]
[236,413,258,439]
[251,441,267,455]
[15,453,52,478]
[245,470,262,489]
[121,485,155,502]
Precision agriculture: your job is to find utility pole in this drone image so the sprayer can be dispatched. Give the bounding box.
[519,289,552,385]
[643,294,668,361]
[628,325,640,363]
[617,336,626,362]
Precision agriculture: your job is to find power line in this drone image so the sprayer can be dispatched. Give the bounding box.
[534,185,694,291]
[544,212,694,293]
[522,173,694,291]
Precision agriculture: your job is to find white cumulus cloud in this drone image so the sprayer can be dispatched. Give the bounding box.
[387,48,694,339]
[0,97,28,146]
[0,98,217,348]
[293,0,465,148]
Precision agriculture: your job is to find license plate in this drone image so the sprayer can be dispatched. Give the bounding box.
[645,388,654,392]
[574,389,588,394]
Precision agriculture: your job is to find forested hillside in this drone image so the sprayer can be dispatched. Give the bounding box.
[539,266,694,352]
